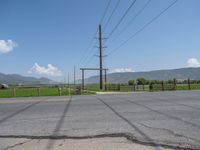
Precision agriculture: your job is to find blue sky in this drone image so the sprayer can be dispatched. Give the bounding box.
[0,0,200,81]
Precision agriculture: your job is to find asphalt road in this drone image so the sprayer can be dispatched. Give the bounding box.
[0,91,200,150]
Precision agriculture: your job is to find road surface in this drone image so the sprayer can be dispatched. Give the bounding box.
[0,91,200,150]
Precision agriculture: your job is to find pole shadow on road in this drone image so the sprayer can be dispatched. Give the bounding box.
[0,98,47,124]
[45,96,72,150]
[94,96,161,150]
[119,96,200,130]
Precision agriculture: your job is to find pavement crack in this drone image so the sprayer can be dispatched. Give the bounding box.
[138,123,200,143]
[0,133,199,150]
[1,139,32,150]
[119,96,200,130]
[143,94,200,112]
[45,96,72,150]
[93,96,162,150]
[0,98,49,125]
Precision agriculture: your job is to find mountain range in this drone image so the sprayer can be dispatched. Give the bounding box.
[0,73,56,85]
[1,67,200,85]
[80,67,200,84]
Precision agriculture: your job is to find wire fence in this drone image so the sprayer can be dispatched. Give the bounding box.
[85,79,200,93]
[1,79,200,98]
[0,85,84,98]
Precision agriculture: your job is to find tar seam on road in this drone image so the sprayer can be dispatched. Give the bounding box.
[127,93,200,111]
[93,96,161,150]
[1,139,33,150]
[117,95,200,130]
[114,94,200,145]
[93,95,200,150]
[138,122,200,143]
[149,94,200,111]
[45,96,72,150]
[0,133,199,150]
[0,97,49,124]
[0,95,199,150]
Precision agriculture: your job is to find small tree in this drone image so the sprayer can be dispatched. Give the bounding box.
[149,82,153,91]
[128,80,135,85]
[167,80,173,84]
[137,77,147,85]
[150,80,161,84]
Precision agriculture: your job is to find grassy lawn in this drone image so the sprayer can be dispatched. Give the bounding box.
[0,89,13,98]
[177,84,190,90]
[85,84,149,92]
[177,84,200,90]
[85,84,100,91]
[0,86,97,98]
[85,83,200,92]
[1,83,200,98]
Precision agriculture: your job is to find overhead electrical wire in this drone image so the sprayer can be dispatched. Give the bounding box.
[77,0,112,67]
[100,0,112,24]
[86,0,137,67]
[108,0,152,45]
[84,0,121,67]
[106,0,137,39]
[103,0,121,33]
[77,28,98,67]
[108,0,179,56]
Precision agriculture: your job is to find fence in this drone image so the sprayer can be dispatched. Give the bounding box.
[0,86,83,98]
[106,84,149,92]
[150,79,200,91]
[106,83,200,92]
[85,78,200,93]
[1,79,200,98]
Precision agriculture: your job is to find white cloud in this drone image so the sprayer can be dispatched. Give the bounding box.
[186,58,200,68]
[28,63,63,77]
[111,68,134,73]
[0,40,18,54]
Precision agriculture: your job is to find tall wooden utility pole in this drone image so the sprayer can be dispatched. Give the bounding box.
[99,24,103,90]
[82,69,84,91]
[74,66,76,87]
[68,73,70,96]
[104,69,107,91]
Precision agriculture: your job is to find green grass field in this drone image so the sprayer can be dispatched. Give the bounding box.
[85,84,149,92]
[177,84,200,90]
[0,87,96,98]
[151,83,200,91]
[0,83,200,98]
[85,83,200,92]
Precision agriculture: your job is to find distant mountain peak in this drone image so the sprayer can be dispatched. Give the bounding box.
[0,73,57,85]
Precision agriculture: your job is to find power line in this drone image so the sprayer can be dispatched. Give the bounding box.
[77,28,98,67]
[108,0,152,45]
[85,55,96,67]
[103,0,121,33]
[108,0,178,56]
[77,0,112,67]
[84,0,116,68]
[81,35,99,66]
[82,41,99,66]
[99,0,112,24]
[106,0,137,39]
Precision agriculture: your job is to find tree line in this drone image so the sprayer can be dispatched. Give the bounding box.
[128,77,200,85]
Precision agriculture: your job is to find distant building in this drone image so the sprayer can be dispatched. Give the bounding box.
[0,84,9,89]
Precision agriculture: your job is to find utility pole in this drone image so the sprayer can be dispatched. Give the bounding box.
[82,69,84,91]
[99,24,103,90]
[73,66,76,95]
[104,69,107,91]
[68,73,70,96]
[74,66,76,88]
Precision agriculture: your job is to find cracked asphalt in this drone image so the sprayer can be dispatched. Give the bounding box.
[0,91,200,150]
